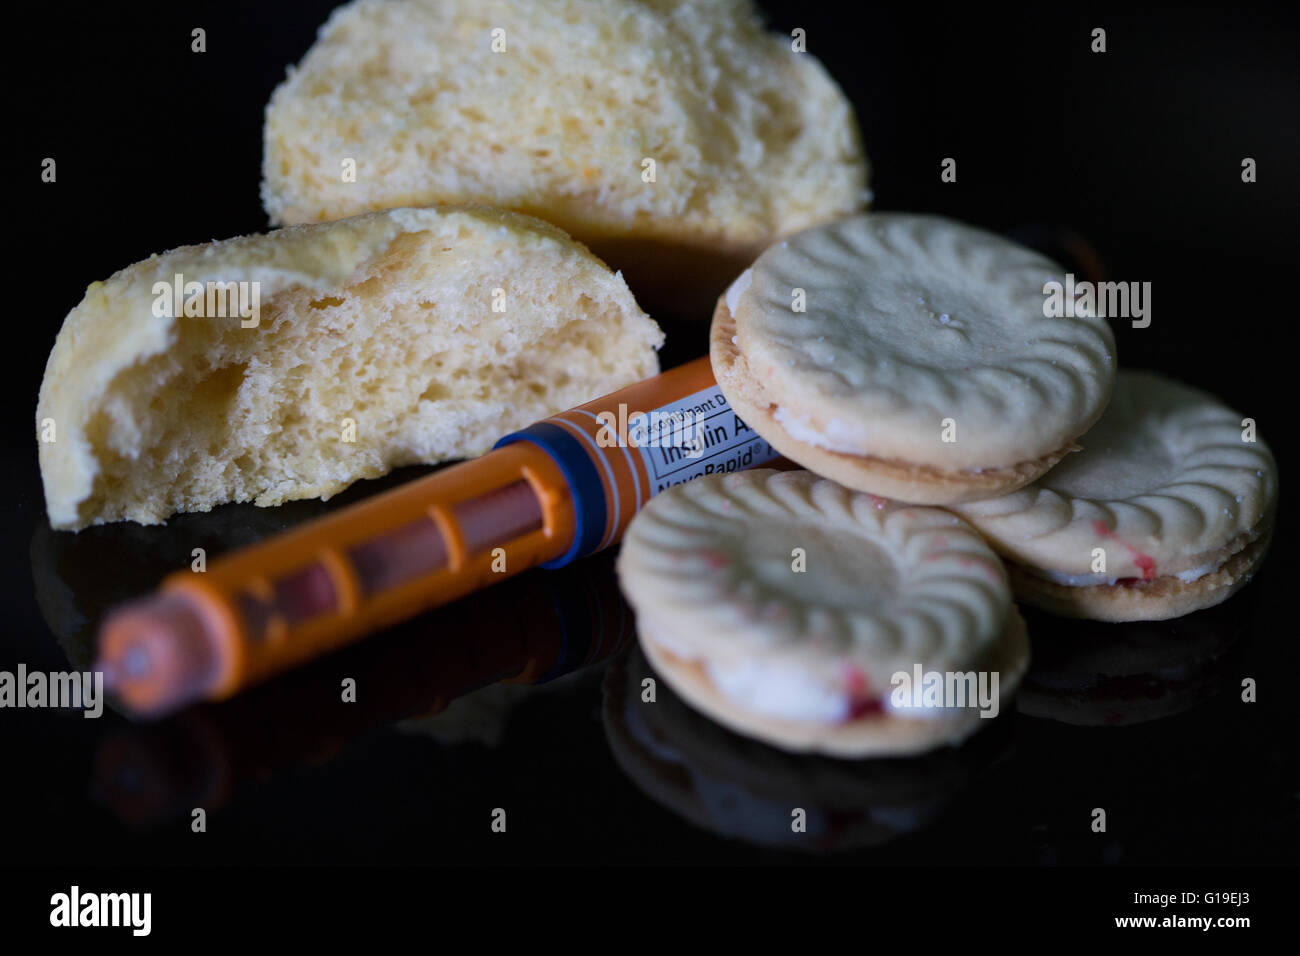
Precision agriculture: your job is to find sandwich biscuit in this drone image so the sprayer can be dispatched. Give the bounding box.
[616,469,1029,757]
[950,370,1277,621]
[711,214,1117,504]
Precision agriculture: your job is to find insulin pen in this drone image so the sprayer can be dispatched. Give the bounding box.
[96,356,780,717]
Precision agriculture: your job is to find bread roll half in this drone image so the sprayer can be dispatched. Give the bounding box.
[37,205,662,530]
[261,0,868,315]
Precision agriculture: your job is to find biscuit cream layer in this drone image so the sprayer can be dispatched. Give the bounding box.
[1023,559,1220,588]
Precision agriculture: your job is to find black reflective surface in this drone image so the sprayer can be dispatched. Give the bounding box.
[3,459,1296,864]
[5,0,1297,867]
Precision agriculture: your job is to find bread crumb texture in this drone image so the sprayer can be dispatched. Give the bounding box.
[262,0,867,249]
[37,205,662,529]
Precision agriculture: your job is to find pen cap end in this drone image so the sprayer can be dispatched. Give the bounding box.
[98,593,219,718]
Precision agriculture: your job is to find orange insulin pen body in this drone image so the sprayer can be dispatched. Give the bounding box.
[97,356,780,717]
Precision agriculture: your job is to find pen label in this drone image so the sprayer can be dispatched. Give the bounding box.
[630,385,780,494]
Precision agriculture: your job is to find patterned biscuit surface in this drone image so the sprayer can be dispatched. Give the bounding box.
[951,370,1277,581]
[711,300,1072,504]
[728,214,1116,470]
[616,469,1028,756]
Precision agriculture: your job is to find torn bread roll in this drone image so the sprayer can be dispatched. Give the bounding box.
[261,0,868,315]
[37,205,662,530]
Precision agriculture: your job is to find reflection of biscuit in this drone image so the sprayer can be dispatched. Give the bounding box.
[602,645,1008,851]
[37,205,661,529]
[1017,603,1246,726]
[711,214,1115,503]
[262,0,868,316]
[952,371,1277,621]
[616,469,1029,757]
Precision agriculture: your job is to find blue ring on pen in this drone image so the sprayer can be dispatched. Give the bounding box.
[495,423,606,569]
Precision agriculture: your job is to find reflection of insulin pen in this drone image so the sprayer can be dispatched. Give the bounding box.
[96,356,780,717]
[96,555,632,824]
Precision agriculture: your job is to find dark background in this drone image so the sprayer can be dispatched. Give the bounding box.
[3,0,1297,883]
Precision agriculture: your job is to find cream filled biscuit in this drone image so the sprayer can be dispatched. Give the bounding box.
[711,214,1117,504]
[615,469,1029,757]
[950,370,1277,621]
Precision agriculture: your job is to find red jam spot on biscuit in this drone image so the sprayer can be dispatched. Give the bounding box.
[845,665,869,696]
[700,549,729,570]
[1091,520,1157,580]
[924,535,951,563]
[847,697,884,720]
[844,666,882,720]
